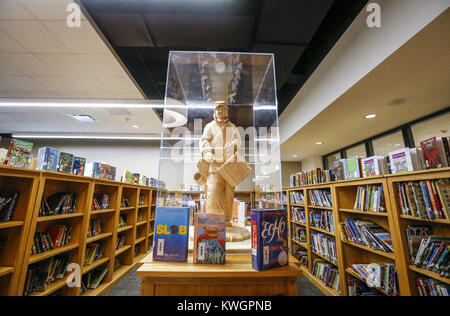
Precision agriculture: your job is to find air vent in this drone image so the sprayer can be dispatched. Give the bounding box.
[68,114,98,123]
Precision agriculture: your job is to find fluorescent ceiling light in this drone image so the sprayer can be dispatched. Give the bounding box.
[364,114,377,119]
[12,133,161,140]
[132,125,140,128]
[315,141,323,145]
[0,99,163,108]
[292,154,298,158]
[68,114,97,123]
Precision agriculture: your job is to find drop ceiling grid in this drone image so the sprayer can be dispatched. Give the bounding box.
[0,0,143,99]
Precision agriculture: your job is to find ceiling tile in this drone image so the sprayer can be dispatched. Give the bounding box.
[0,0,35,21]
[97,75,140,93]
[0,29,27,53]
[112,92,144,100]
[0,21,68,53]
[82,91,116,99]
[65,76,109,93]
[32,75,74,92]
[0,75,45,92]
[1,53,59,76]
[0,76,23,92]
[0,58,23,75]
[36,53,92,76]
[42,21,110,54]
[76,54,126,76]
[19,0,86,21]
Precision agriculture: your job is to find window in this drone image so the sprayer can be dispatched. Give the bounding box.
[325,152,341,170]
[412,112,450,146]
[346,143,367,158]
[373,131,404,157]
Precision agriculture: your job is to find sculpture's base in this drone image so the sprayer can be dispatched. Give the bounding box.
[225,223,251,242]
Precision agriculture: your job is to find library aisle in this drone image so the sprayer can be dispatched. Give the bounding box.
[0,0,448,301]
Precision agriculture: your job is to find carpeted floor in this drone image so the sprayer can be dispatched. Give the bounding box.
[105,268,325,296]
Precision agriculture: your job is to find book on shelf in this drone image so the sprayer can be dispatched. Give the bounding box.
[0,192,19,222]
[289,191,305,205]
[354,184,386,213]
[420,137,449,169]
[118,215,128,228]
[251,209,289,271]
[292,245,308,267]
[310,209,335,233]
[416,278,449,296]
[131,173,140,184]
[397,179,450,220]
[81,266,108,293]
[92,193,110,211]
[413,236,449,278]
[72,156,86,176]
[340,219,393,252]
[153,207,190,262]
[389,148,422,174]
[292,224,307,242]
[193,213,226,264]
[3,139,33,168]
[116,234,126,250]
[39,192,77,217]
[121,197,130,208]
[308,189,332,208]
[361,156,388,177]
[85,162,116,181]
[23,255,70,296]
[32,225,72,255]
[332,159,346,181]
[310,232,337,264]
[113,258,122,271]
[312,259,340,293]
[348,263,399,296]
[405,225,434,264]
[57,152,74,174]
[84,242,105,266]
[290,206,306,224]
[348,278,384,296]
[87,219,102,238]
[36,146,59,172]
[344,156,362,180]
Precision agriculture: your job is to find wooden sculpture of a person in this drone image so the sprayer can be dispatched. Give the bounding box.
[198,101,242,227]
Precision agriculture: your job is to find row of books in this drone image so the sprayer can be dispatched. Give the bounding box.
[81,266,108,294]
[84,242,105,266]
[340,219,393,253]
[348,278,384,296]
[292,224,307,242]
[289,191,305,205]
[292,245,308,267]
[0,192,18,222]
[123,171,165,188]
[405,226,448,277]
[308,189,332,208]
[39,192,77,217]
[23,255,70,296]
[31,225,72,255]
[310,210,335,233]
[416,278,449,296]
[312,259,340,293]
[397,179,450,220]
[116,234,126,250]
[87,219,102,238]
[348,263,399,296]
[92,193,110,211]
[310,232,337,265]
[37,146,87,175]
[290,207,306,224]
[354,184,386,213]
[289,168,331,187]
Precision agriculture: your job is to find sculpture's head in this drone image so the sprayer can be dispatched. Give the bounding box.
[214,101,229,123]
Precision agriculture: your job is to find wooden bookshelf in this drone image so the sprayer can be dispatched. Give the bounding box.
[0,167,157,296]
[285,168,450,296]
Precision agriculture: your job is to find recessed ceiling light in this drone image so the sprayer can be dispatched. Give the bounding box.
[316,142,323,145]
[394,143,402,147]
[292,154,298,158]
[364,114,377,119]
[132,125,139,128]
[68,114,97,123]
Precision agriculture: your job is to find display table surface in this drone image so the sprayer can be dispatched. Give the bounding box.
[137,253,302,296]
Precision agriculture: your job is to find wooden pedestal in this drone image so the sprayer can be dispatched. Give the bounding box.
[137,254,302,296]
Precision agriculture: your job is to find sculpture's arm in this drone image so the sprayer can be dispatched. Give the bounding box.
[199,124,213,158]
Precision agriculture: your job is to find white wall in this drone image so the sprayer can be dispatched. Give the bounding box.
[279,0,450,144]
[281,161,302,188]
[301,156,323,171]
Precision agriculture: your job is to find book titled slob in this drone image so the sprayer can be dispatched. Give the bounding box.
[251,209,289,271]
[153,207,190,262]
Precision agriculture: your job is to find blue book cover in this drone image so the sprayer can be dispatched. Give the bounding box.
[153,207,190,262]
[36,147,59,171]
[72,157,86,175]
[193,213,226,264]
[251,209,289,271]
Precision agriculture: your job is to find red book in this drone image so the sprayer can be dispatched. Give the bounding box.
[421,137,443,169]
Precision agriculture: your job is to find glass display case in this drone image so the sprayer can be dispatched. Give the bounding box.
[157,51,282,212]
